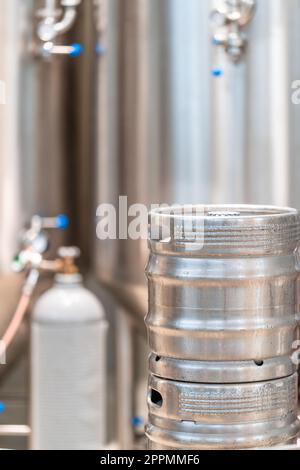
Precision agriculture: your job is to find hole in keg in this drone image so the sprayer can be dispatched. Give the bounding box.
[155,356,161,362]
[254,360,264,367]
[150,389,163,407]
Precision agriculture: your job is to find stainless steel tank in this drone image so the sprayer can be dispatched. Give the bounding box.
[0,0,75,271]
[94,0,300,320]
[0,0,76,341]
[93,1,300,448]
[145,205,300,449]
[94,0,213,319]
[0,0,85,448]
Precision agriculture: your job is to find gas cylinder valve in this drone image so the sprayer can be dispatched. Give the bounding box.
[57,246,81,274]
[211,0,256,62]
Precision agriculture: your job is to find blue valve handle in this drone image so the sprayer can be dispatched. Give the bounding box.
[69,43,83,57]
[211,66,223,77]
[31,214,69,230]
[55,214,69,230]
[41,42,83,58]
[0,402,5,414]
[132,416,143,427]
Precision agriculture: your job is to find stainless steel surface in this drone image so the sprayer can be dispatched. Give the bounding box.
[0,0,300,451]
[147,374,299,450]
[94,0,300,322]
[94,0,213,319]
[145,205,300,449]
[146,205,300,363]
[211,0,257,62]
[0,0,87,449]
[91,0,300,448]
[0,0,74,317]
[149,354,296,384]
[0,0,86,273]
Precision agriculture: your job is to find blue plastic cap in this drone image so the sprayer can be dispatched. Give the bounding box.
[55,214,69,230]
[69,43,83,57]
[0,402,5,414]
[132,416,143,427]
[211,66,223,77]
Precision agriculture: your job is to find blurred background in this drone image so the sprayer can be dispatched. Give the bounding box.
[0,0,299,450]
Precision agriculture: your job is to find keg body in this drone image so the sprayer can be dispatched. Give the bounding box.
[145,205,300,449]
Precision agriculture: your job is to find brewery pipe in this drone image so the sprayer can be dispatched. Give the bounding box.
[37,0,82,42]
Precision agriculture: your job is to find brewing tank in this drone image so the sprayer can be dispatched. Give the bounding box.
[94,0,213,319]
[31,272,108,450]
[0,0,82,447]
[94,0,300,320]
[0,0,77,272]
[145,205,300,449]
[0,0,80,357]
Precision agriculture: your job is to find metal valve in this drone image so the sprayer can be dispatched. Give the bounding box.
[211,0,256,64]
[12,214,69,273]
[57,246,81,274]
[41,41,83,58]
[22,214,68,251]
[36,0,82,58]
[58,246,81,259]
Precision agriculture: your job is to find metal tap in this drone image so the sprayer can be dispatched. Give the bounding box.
[12,214,69,273]
[36,0,82,57]
[40,41,82,58]
[211,0,256,62]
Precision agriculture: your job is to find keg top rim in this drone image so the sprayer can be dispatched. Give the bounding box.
[149,204,299,220]
[148,205,300,253]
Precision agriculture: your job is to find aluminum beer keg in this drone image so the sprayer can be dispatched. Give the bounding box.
[145,205,300,449]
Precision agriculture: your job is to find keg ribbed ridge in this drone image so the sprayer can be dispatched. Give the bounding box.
[149,205,300,254]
